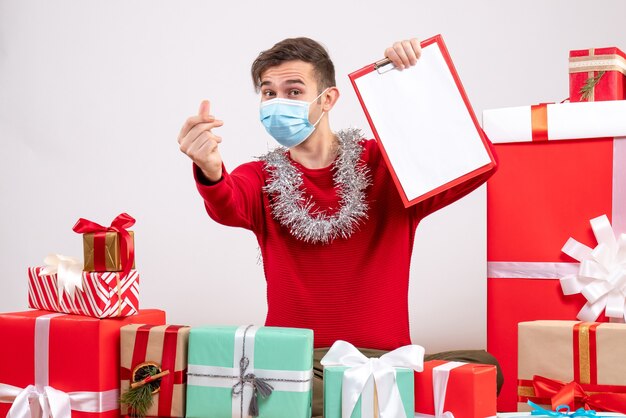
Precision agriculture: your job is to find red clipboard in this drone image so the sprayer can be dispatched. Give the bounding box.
[349,34,496,208]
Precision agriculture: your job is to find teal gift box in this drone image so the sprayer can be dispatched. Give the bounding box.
[323,366,414,418]
[186,325,314,418]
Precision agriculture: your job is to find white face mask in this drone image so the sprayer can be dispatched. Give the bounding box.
[259,89,328,148]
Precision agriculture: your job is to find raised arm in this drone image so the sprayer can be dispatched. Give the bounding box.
[179,101,264,231]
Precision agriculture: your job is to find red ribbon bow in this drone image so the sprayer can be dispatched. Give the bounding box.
[72,213,135,282]
[532,375,626,413]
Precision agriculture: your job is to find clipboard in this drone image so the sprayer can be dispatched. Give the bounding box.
[349,34,496,208]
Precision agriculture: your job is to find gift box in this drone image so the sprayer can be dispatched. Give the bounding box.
[321,341,423,418]
[517,321,626,413]
[569,47,626,102]
[186,325,313,418]
[414,360,497,418]
[0,309,166,418]
[120,324,190,417]
[73,213,136,272]
[482,100,626,411]
[324,367,413,418]
[28,266,139,318]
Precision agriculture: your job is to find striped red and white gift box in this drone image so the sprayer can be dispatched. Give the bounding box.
[28,266,139,318]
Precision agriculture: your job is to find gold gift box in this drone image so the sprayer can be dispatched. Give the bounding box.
[82,230,135,272]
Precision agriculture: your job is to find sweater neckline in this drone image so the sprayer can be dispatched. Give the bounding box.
[286,152,336,177]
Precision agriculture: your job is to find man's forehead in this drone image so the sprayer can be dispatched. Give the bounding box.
[260,61,316,85]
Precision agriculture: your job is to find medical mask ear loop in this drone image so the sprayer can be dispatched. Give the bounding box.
[308,87,329,130]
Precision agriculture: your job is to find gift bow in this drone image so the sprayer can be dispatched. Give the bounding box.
[72,213,135,280]
[528,400,598,417]
[232,355,274,416]
[320,340,424,418]
[39,254,84,299]
[532,375,626,413]
[0,383,119,418]
[560,215,626,322]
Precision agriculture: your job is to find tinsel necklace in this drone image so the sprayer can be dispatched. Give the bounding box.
[260,128,371,245]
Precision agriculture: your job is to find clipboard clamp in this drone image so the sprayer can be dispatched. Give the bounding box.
[374,58,394,74]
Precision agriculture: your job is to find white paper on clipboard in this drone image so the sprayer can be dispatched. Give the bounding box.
[353,40,492,204]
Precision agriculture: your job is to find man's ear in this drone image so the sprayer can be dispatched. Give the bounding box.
[322,87,340,112]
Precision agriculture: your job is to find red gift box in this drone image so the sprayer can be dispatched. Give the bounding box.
[414,360,497,418]
[0,309,166,418]
[569,47,626,102]
[483,103,626,411]
[28,266,139,318]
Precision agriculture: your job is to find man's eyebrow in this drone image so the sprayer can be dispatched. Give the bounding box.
[260,78,306,87]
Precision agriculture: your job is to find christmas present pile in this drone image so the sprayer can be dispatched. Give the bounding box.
[0,213,169,417]
[483,44,626,413]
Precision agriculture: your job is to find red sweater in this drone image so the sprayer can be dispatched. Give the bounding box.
[194,138,496,350]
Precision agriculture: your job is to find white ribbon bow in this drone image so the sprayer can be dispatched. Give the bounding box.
[560,214,626,322]
[3,384,71,418]
[320,340,424,418]
[0,383,119,418]
[39,254,84,299]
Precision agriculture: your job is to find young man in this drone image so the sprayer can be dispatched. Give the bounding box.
[178,37,501,416]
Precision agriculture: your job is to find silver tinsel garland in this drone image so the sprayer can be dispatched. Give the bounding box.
[259,128,371,244]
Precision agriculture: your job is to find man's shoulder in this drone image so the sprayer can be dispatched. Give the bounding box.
[358,137,383,167]
[231,160,266,181]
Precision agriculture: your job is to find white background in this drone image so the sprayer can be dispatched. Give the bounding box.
[1,0,625,353]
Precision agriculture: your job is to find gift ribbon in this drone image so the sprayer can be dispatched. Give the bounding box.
[320,340,425,418]
[559,215,626,322]
[120,324,187,416]
[569,53,626,76]
[528,400,599,417]
[0,313,119,418]
[530,375,626,413]
[531,104,549,142]
[414,361,466,418]
[38,254,84,300]
[72,213,135,281]
[187,325,313,418]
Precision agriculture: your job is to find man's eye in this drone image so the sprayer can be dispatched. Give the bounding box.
[263,90,276,97]
[289,90,301,96]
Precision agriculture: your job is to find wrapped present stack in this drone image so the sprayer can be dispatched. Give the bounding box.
[483,45,626,412]
[0,213,170,418]
[28,213,139,318]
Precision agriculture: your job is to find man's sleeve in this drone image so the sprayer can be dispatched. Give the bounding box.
[414,136,499,219]
[193,162,264,232]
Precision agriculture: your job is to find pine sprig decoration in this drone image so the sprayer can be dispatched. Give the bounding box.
[579,71,605,101]
[120,364,161,418]
[120,383,154,418]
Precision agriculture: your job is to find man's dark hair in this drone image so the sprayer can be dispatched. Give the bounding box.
[251,37,336,93]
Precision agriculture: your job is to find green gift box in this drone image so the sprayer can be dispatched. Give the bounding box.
[186,325,313,418]
[323,366,414,418]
